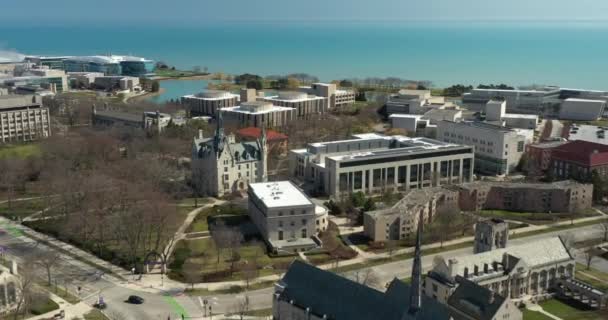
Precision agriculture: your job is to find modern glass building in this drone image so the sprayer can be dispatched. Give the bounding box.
[120,59,156,77]
[59,55,155,77]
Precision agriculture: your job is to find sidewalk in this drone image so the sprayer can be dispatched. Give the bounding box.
[3,207,606,296]
[28,292,93,320]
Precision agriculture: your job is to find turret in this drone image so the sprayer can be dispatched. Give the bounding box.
[257,124,269,182]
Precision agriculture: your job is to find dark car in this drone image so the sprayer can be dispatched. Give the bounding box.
[94,301,107,309]
[127,295,145,304]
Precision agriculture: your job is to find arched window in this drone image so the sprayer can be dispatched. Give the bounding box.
[7,282,16,304]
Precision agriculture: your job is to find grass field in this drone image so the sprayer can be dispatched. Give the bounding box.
[186,204,247,233]
[522,309,554,320]
[478,209,597,225]
[575,263,608,291]
[540,298,608,320]
[0,143,41,159]
[0,198,48,220]
[84,309,110,320]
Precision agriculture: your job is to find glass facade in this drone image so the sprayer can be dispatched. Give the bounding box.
[120,61,156,77]
[63,60,121,75]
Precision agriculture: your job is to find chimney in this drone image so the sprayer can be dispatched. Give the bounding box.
[198,129,204,140]
[464,267,469,278]
[484,263,489,274]
[489,290,495,304]
[448,258,459,275]
[474,265,479,276]
[10,260,17,275]
[492,261,498,271]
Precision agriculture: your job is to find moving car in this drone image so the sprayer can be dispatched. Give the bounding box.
[127,295,145,304]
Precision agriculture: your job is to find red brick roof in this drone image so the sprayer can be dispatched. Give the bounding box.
[236,127,288,141]
[552,140,608,167]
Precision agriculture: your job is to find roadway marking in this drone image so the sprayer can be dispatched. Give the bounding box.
[163,295,190,319]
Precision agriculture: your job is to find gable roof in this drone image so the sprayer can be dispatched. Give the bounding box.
[236,127,288,141]
[448,277,507,320]
[278,260,451,320]
[552,140,608,166]
[445,237,572,279]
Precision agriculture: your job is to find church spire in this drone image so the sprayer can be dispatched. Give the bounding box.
[213,110,225,155]
[408,210,424,315]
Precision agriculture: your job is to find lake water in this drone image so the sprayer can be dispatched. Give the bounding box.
[3,21,608,90]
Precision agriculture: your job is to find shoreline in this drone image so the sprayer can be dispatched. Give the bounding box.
[126,87,166,103]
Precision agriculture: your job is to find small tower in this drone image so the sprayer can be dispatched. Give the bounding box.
[257,125,269,182]
[406,210,424,317]
[213,110,225,156]
[474,218,509,254]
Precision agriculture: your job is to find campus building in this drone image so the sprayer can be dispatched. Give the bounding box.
[525,141,569,172]
[0,95,51,143]
[550,140,608,180]
[289,133,474,198]
[91,105,171,133]
[425,237,575,302]
[437,121,528,175]
[363,187,458,242]
[263,91,328,118]
[0,261,20,316]
[559,98,606,121]
[191,114,268,196]
[485,99,539,130]
[300,82,355,108]
[473,218,509,254]
[63,55,155,77]
[248,181,328,253]
[236,127,289,155]
[457,180,593,214]
[181,90,240,116]
[462,87,561,113]
[273,210,520,320]
[220,101,295,128]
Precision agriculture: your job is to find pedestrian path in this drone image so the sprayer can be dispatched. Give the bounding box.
[526,302,563,320]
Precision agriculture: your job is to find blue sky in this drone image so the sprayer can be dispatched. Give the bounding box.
[2,0,608,25]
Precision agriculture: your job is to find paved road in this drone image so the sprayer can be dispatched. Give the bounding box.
[1,217,605,317]
[0,226,195,319]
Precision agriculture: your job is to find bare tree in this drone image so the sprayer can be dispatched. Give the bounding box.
[0,158,27,210]
[242,261,258,290]
[352,269,380,288]
[13,259,36,320]
[182,260,201,289]
[232,295,250,320]
[36,250,61,286]
[583,247,599,270]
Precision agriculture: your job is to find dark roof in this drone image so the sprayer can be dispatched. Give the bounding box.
[236,127,288,141]
[447,277,507,320]
[551,140,608,166]
[94,110,143,123]
[278,260,451,320]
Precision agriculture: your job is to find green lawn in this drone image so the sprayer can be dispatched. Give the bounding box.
[186,204,247,233]
[523,309,554,320]
[575,263,608,291]
[0,143,41,159]
[0,198,48,220]
[29,296,60,315]
[478,209,597,225]
[540,298,608,320]
[512,218,608,239]
[83,309,110,320]
[155,69,209,78]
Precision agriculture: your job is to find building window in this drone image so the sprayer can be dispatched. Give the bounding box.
[339,173,348,191]
[387,167,395,185]
[398,166,407,183]
[278,231,283,240]
[302,219,307,225]
[373,169,382,187]
[302,210,306,215]
[354,171,363,189]
[278,221,283,227]
[301,229,307,238]
[278,211,283,216]
[224,167,228,172]
[517,141,524,152]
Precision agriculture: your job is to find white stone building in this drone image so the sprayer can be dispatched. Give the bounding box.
[559,98,606,121]
[248,181,328,253]
[191,114,268,196]
[0,261,19,316]
[300,83,355,108]
[181,90,240,116]
[425,237,575,304]
[437,121,527,176]
[289,133,474,198]
[221,101,295,128]
[0,95,51,143]
[263,91,328,118]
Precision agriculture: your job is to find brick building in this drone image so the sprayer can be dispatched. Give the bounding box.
[458,180,592,213]
[551,140,608,180]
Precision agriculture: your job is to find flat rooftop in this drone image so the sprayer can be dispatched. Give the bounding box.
[221,104,295,115]
[443,120,515,133]
[567,124,608,146]
[249,181,312,208]
[503,113,539,119]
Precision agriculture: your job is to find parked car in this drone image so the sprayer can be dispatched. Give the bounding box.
[127,295,145,304]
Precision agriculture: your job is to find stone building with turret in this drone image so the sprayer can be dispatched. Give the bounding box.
[191,112,268,196]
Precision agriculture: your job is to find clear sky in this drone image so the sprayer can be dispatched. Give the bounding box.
[2,0,608,25]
